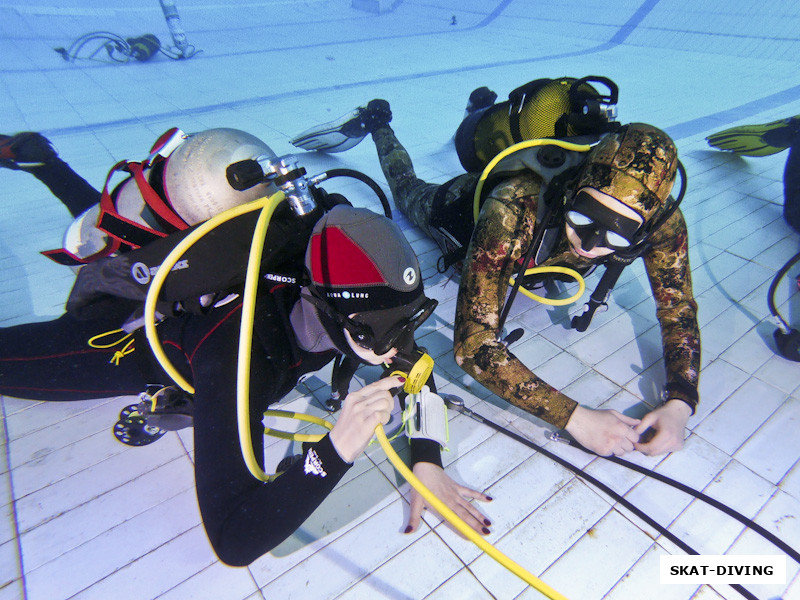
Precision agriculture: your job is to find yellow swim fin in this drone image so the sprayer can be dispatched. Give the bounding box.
[706,115,800,157]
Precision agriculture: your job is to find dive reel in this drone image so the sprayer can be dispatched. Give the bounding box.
[768,249,800,362]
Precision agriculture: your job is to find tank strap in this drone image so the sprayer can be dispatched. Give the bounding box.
[96,159,184,250]
[127,160,189,230]
[40,243,116,266]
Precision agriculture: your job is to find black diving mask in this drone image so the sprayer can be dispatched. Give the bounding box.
[343,297,438,356]
[565,190,642,251]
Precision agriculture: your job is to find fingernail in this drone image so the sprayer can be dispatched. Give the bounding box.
[404,526,412,534]
[398,376,406,383]
[485,496,493,501]
[482,527,491,535]
[483,518,492,526]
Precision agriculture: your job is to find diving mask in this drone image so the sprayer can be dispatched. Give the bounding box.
[343,297,438,356]
[565,189,642,251]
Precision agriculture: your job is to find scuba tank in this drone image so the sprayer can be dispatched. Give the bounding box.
[111,150,393,445]
[455,76,619,172]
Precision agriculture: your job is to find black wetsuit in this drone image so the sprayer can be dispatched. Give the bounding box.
[784,141,800,232]
[0,284,351,566]
[0,159,439,566]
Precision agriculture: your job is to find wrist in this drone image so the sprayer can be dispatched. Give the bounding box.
[328,429,357,464]
[564,405,587,433]
[663,398,693,419]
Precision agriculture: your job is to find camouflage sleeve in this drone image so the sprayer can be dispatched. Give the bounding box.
[453,174,579,429]
[642,207,701,412]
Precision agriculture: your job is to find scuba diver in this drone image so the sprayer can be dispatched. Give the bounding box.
[707,115,800,361]
[290,77,701,458]
[706,114,800,233]
[0,130,492,566]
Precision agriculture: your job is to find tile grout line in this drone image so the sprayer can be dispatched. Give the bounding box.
[1,395,29,600]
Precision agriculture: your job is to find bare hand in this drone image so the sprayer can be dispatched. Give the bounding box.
[405,462,493,537]
[565,405,641,456]
[329,376,401,463]
[633,399,691,456]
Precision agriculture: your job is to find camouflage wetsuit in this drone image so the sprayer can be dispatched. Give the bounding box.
[372,125,700,430]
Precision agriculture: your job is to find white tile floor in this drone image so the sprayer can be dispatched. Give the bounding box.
[2,1,800,599]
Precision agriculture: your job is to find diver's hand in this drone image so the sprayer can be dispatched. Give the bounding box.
[633,399,691,456]
[329,376,401,463]
[405,462,493,537]
[565,405,641,456]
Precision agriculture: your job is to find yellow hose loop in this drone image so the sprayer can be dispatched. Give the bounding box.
[374,425,568,599]
[235,194,286,482]
[262,409,333,443]
[144,192,285,395]
[143,191,286,483]
[473,138,593,223]
[510,266,586,306]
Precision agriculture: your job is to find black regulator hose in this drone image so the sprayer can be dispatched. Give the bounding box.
[320,168,392,219]
[444,394,797,600]
[767,249,800,361]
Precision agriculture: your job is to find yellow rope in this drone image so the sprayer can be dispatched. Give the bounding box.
[88,328,135,365]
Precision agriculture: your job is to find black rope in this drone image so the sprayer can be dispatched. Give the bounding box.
[601,451,800,565]
[446,396,800,600]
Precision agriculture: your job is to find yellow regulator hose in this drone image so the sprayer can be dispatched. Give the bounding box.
[512,266,586,306]
[143,190,567,598]
[143,191,285,482]
[471,139,592,311]
[235,192,289,481]
[374,426,567,600]
[473,138,592,223]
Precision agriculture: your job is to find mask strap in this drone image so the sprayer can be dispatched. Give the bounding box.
[300,291,374,347]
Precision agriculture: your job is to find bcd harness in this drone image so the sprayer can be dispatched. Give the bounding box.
[42,129,192,267]
[429,136,687,339]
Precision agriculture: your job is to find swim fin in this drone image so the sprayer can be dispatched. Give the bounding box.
[706,115,800,157]
[291,99,392,153]
[291,109,368,152]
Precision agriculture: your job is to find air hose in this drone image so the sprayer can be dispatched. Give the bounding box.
[320,168,392,219]
[143,192,568,598]
[144,191,285,482]
[767,249,800,362]
[445,394,797,600]
[513,266,585,306]
[472,138,593,223]
[375,425,566,599]
[472,139,593,330]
